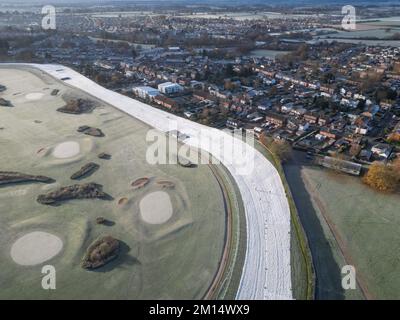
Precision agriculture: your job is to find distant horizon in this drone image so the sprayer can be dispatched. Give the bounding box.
[0,0,398,5]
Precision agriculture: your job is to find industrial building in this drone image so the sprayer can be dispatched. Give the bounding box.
[320,156,362,176]
[133,86,160,100]
[158,82,184,95]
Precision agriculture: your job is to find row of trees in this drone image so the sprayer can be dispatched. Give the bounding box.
[387,132,400,145]
[0,39,9,55]
[259,134,292,163]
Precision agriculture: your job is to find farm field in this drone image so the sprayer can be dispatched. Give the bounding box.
[319,28,400,40]
[181,11,320,20]
[359,16,400,28]
[311,38,400,47]
[249,50,291,60]
[285,154,400,299]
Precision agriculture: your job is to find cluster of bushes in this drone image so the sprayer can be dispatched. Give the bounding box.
[0,97,11,107]
[81,235,120,269]
[363,160,400,193]
[57,99,95,114]
[260,134,292,163]
[387,133,400,145]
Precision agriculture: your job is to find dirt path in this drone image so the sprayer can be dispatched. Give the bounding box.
[202,164,234,300]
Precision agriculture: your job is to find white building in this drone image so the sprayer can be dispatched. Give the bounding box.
[281,104,293,113]
[158,82,184,95]
[371,143,393,159]
[94,60,114,70]
[133,86,159,100]
[125,71,135,78]
[298,122,310,132]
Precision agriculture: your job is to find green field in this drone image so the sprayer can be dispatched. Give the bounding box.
[319,28,400,40]
[249,50,291,60]
[285,155,400,299]
[0,67,240,299]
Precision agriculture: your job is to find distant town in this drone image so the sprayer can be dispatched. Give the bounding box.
[1,3,400,186]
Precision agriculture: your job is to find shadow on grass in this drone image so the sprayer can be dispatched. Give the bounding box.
[284,158,345,300]
[101,193,115,201]
[71,165,100,181]
[101,219,116,227]
[0,178,56,189]
[37,194,115,207]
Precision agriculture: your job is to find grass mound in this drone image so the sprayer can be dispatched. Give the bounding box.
[57,99,95,114]
[81,235,120,269]
[0,97,12,107]
[37,183,109,205]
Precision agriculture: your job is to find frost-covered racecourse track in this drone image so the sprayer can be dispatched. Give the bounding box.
[3,64,292,300]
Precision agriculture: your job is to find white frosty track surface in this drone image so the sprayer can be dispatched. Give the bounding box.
[5,64,292,300]
[25,92,44,101]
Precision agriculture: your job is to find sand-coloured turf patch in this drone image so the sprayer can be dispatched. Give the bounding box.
[132,177,150,189]
[118,197,128,206]
[53,141,80,159]
[10,231,63,266]
[25,92,45,101]
[140,191,173,224]
[156,180,175,189]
